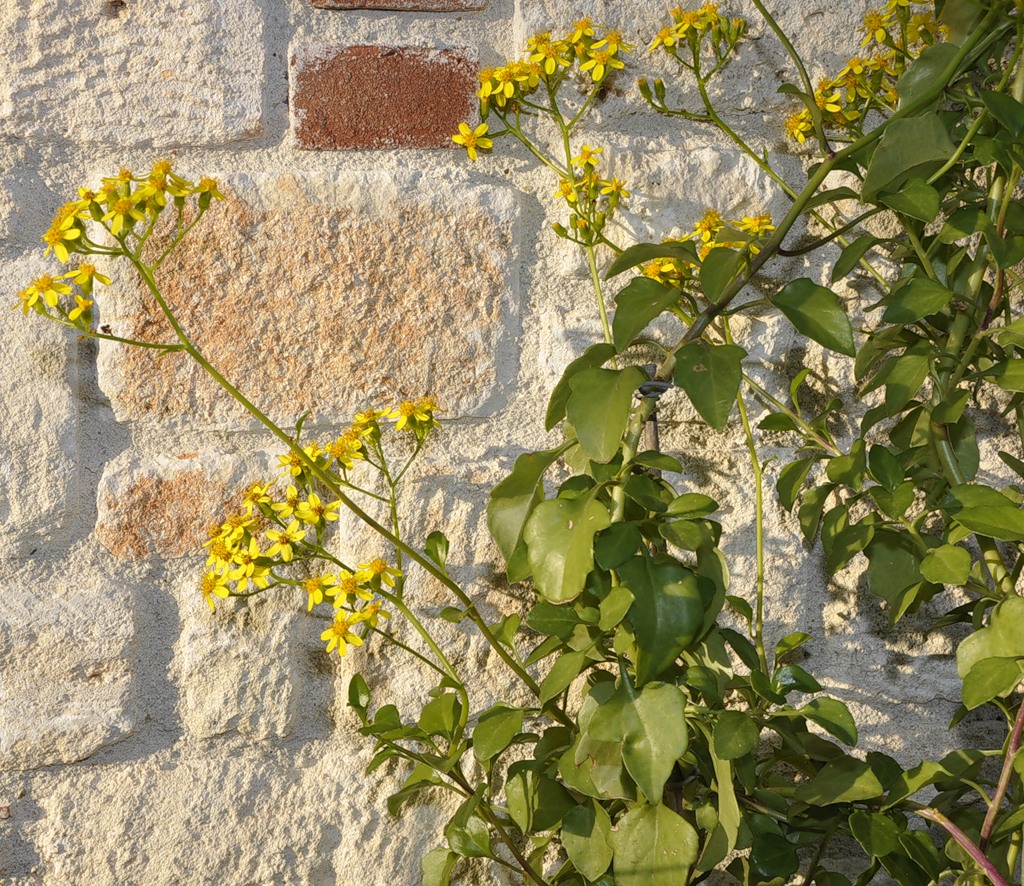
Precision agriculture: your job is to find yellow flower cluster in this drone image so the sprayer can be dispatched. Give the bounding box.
[649,2,746,53]
[783,1,948,144]
[549,145,632,246]
[643,208,776,287]
[15,159,223,327]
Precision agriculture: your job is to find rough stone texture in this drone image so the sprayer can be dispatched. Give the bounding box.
[0,0,264,147]
[311,0,485,8]
[290,44,477,150]
[95,450,276,560]
[0,255,79,559]
[96,172,518,426]
[0,561,134,770]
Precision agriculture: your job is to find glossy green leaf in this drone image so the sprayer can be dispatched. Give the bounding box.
[388,763,443,816]
[487,444,571,580]
[849,811,901,857]
[525,494,610,603]
[749,833,799,879]
[445,812,491,859]
[832,235,882,283]
[865,529,941,622]
[794,755,884,805]
[801,697,857,746]
[961,656,1024,710]
[868,445,903,490]
[777,458,816,511]
[713,710,759,760]
[419,692,461,739]
[539,650,588,703]
[567,366,647,463]
[985,359,1024,393]
[798,483,834,543]
[879,179,940,222]
[424,531,449,571]
[526,599,579,638]
[613,278,681,352]
[606,241,698,279]
[634,451,683,473]
[421,847,459,886]
[621,554,705,685]
[774,664,823,695]
[472,704,524,762]
[611,803,699,886]
[775,631,812,661]
[919,544,971,585]
[599,584,635,631]
[348,673,370,721]
[666,492,719,518]
[897,41,960,103]
[562,801,613,881]
[880,278,953,323]
[595,522,643,571]
[546,343,618,430]
[774,279,856,357]
[861,113,955,202]
[699,246,742,302]
[674,342,746,430]
[942,484,1024,541]
[982,90,1024,137]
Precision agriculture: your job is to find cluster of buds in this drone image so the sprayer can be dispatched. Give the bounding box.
[648,2,747,57]
[785,1,948,143]
[550,145,631,247]
[15,159,223,328]
[643,208,776,288]
[452,19,635,163]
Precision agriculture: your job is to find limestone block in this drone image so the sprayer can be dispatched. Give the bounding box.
[95,449,276,560]
[0,562,134,770]
[291,44,478,150]
[0,255,78,559]
[311,0,486,8]
[0,0,264,147]
[96,171,519,426]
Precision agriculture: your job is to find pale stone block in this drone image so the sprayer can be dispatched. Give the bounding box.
[95,449,276,560]
[0,0,264,147]
[0,563,134,770]
[0,255,79,559]
[96,171,519,426]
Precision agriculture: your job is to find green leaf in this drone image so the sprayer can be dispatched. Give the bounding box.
[801,697,857,746]
[421,847,459,886]
[487,444,570,580]
[777,458,816,511]
[595,522,643,571]
[985,359,1024,393]
[539,650,588,703]
[634,451,683,473]
[982,90,1024,137]
[606,241,698,279]
[525,493,611,603]
[674,342,746,430]
[749,833,799,879]
[879,179,940,223]
[868,445,903,490]
[419,692,461,739]
[546,343,618,430]
[864,529,941,623]
[961,657,1024,710]
[611,804,699,886]
[832,235,882,283]
[473,704,524,762]
[919,544,971,585]
[897,41,961,104]
[932,389,970,426]
[613,278,681,352]
[794,755,885,805]
[880,278,953,323]
[562,801,614,881]
[348,673,370,721]
[699,246,742,302]
[567,367,647,463]
[826,439,867,488]
[599,584,635,631]
[849,811,901,857]
[775,631,811,661]
[861,113,955,203]
[621,554,705,685]
[714,710,759,760]
[388,763,443,816]
[666,493,719,518]
[942,484,1024,541]
[424,531,449,571]
[798,483,834,544]
[774,279,856,357]
[526,600,579,638]
[445,812,491,859]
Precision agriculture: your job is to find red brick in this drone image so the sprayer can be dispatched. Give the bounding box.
[290,44,477,150]
[309,0,485,8]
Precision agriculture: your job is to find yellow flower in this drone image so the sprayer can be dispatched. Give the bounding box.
[580,48,624,82]
[192,176,225,201]
[327,432,365,471]
[200,571,231,612]
[241,480,273,515]
[68,263,111,295]
[272,484,300,520]
[354,406,392,427]
[692,208,724,243]
[304,574,336,611]
[265,520,306,562]
[529,37,571,76]
[321,612,364,656]
[592,30,634,56]
[67,295,93,324]
[328,568,374,606]
[101,195,146,236]
[784,109,814,143]
[393,397,441,433]
[452,122,493,162]
[277,443,320,477]
[860,8,892,46]
[599,177,631,200]
[359,557,402,589]
[24,274,71,312]
[572,145,604,169]
[295,492,341,526]
[227,537,270,592]
[567,17,595,43]
[737,212,775,236]
[554,177,578,204]
[353,599,390,629]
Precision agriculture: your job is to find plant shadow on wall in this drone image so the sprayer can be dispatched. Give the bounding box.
[15,1,1024,883]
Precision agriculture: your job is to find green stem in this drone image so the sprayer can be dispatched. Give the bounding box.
[125,253,544,699]
[914,807,1009,886]
[586,244,614,349]
[980,699,1024,850]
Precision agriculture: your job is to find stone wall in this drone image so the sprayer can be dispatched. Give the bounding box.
[0,1,994,883]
